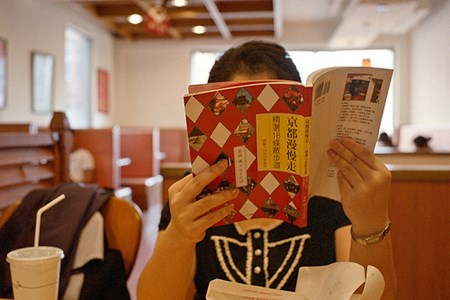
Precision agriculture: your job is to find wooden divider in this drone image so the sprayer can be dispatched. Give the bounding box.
[73,126,121,190]
[388,170,450,300]
[120,127,163,210]
[0,112,70,210]
[159,128,191,203]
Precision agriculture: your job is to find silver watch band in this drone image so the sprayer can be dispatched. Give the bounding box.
[351,221,391,246]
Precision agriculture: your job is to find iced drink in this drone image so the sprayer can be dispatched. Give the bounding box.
[7,246,64,300]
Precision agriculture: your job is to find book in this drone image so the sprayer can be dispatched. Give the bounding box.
[184,66,393,227]
[206,262,385,300]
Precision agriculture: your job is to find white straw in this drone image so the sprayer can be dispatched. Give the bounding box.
[34,194,65,248]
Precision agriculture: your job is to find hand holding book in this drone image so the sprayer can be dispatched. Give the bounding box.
[184,66,393,227]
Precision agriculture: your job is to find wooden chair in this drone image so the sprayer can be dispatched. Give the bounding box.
[0,200,21,228]
[0,196,142,278]
[100,196,143,277]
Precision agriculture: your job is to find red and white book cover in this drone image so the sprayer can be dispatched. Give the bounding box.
[184,80,312,227]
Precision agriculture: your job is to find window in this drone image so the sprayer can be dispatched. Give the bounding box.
[64,27,92,128]
[191,48,394,135]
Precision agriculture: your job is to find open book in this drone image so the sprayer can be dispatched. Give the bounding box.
[184,66,393,227]
[206,262,385,300]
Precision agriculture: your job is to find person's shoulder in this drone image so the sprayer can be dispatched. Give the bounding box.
[308,196,350,228]
[308,196,342,209]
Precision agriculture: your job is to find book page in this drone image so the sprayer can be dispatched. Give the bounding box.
[206,262,385,300]
[308,67,393,201]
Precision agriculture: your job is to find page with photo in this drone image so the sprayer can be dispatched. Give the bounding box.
[307,67,393,201]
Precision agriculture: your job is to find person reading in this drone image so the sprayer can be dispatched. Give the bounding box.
[137,40,397,300]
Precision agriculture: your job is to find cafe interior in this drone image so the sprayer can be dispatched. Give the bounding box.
[0,0,449,299]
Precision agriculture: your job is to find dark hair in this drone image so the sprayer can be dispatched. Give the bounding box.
[207,40,301,83]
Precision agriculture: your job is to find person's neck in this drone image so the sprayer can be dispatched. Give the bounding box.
[234,218,283,234]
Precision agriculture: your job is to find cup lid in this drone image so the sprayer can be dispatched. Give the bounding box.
[7,246,64,262]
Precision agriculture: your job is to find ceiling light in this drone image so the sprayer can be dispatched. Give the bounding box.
[127,14,143,24]
[171,0,188,7]
[192,25,207,34]
[376,3,388,13]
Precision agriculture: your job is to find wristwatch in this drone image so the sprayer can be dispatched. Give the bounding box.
[351,221,391,246]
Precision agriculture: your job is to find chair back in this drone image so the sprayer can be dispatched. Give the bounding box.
[0,196,142,278]
[0,200,21,228]
[100,196,143,277]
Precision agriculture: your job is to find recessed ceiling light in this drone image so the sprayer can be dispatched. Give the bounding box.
[127,14,143,25]
[192,25,207,34]
[171,0,188,7]
[376,3,388,13]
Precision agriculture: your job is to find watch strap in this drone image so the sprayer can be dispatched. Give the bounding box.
[351,221,391,246]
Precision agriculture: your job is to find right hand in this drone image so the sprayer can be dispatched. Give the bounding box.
[166,159,239,245]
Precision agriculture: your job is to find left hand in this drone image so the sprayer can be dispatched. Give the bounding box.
[327,137,391,235]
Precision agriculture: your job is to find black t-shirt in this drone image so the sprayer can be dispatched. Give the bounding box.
[158,196,350,299]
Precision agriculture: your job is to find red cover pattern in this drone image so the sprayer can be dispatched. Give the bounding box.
[184,81,312,227]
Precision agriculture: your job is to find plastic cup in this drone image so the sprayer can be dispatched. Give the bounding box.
[6,246,64,300]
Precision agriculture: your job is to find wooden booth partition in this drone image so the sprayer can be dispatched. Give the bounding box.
[120,127,163,210]
[0,112,71,211]
[159,128,191,204]
[0,133,57,210]
[160,128,190,164]
[388,168,450,300]
[72,126,122,191]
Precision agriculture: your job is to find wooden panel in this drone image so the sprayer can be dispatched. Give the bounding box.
[0,165,54,188]
[0,133,53,148]
[0,182,50,209]
[389,179,450,299]
[0,147,54,167]
[0,123,37,133]
[160,128,190,163]
[0,134,58,209]
[120,127,160,178]
[73,127,120,189]
[0,113,70,211]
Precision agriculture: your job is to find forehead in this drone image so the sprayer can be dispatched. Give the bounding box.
[230,71,277,81]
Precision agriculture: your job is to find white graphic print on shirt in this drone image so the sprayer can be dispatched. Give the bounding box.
[211,230,310,290]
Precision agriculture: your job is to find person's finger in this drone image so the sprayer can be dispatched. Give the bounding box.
[329,139,366,169]
[189,189,239,220]
[327,148,363,188]
[176,159,230,205]
[168,173,193,197]
[336,171,353,194]
[192,202,236,232]
[339,137,380,170]
[329,138,385,182]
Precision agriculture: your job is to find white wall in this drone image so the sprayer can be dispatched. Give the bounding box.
[114,0,450,130]
[0,0,115,128]
[1,0,449,131]
[114,37,411,129]
[114,40,192,128]
[114,39,244,128]
[409,0,450,125]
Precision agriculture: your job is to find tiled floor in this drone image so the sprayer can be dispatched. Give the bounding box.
[126,202,162,300]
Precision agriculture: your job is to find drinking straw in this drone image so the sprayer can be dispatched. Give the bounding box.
[34,194,65,248]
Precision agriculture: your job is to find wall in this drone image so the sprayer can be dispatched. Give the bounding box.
[114,39,262,128]
[0,0,115,128]
[114,1,450,130]
[409,0,450,125]
[114,36,411,129]
[1,0,449,130]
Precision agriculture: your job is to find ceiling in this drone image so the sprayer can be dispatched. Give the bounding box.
[71,0,431,47]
